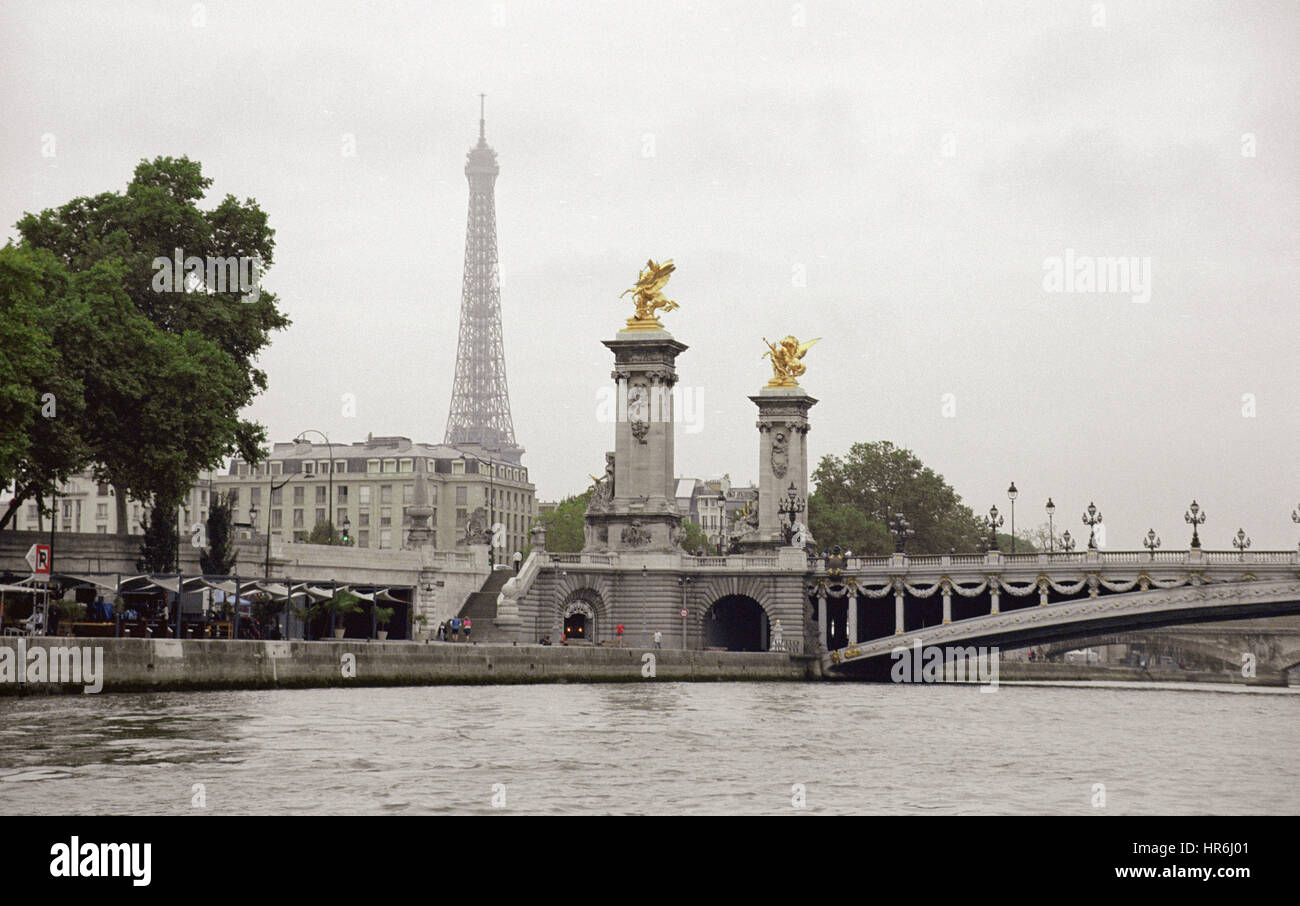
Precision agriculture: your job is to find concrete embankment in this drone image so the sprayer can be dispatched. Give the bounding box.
[995,661,1289,686]
[0,637,813,694]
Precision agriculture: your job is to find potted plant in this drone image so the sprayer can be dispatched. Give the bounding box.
[291,600,322,640]
[373,605,395,641]
[322,591,363,639]
[412,613,429,641]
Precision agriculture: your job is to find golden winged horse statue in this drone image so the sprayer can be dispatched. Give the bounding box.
[620,258,679,329]
[762,335,820,388]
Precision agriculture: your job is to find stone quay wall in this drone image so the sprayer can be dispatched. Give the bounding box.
[0,637,813,695]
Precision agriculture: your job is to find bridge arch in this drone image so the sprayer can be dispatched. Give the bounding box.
[551,574,614,643]
[694,575,778,651]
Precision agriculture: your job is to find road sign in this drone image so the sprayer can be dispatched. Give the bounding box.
[25,543,51,575]
[679,608,688,618]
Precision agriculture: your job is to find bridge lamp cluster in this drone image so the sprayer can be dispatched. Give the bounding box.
[1233,528,1252,558]
[1185,499,1207,549]
[1081,502,1103,550]
[985,505,1004,551]
[1143,528,1161,554]
[889,512,915,554]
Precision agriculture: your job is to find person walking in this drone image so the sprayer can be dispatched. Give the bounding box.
[450,616,461,642]
[616,624,624,648]
[653,630,662,650]
[513,550,522,573]
[463,616,472,643]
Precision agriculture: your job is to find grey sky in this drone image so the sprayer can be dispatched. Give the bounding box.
[2,0,1296,547]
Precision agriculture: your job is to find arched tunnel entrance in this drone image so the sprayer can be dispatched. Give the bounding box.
[704,595,768,651]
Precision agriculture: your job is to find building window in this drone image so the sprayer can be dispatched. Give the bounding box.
[379,529,392,549]
[271,487,282,506]
[293,486,304,505]
[382,459,396,473]
[335,460,346,474]
[271,510,282,528]
[293,509,304,528]
[228,488,239,506]
[402,484,413,505]
[456,508,467,527]
[452,461,465,475]
[359,486,371,505]
[380,485,392,504]
[367,459,380,474]
[250,487,261,507]
[358,530,369,548]
[318,460,330,474]
[270,461,283,475]
[399,458,413,473]
[97,482,110,496]
[456,486,467,506]
[337,507,348,526]
[96,503,108,519]
[429,484,438,504]
[359,511,370,527]
[336,486,348,503]
[315,485,327,504]
[380,507,391,526]
[304,461,315,475]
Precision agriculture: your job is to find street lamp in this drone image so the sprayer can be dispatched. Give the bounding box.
[1143,528,1161,557]
[1184,500,1206,550]
[1007,482,1018,553]
[777,482,805,544]
[985,504,1004,552]
[1082,502,1103,550]
[1045,498,1056,553]
[1292,504,1299,548]
[1060,530,1076,552]
[294,430,334,540]
[889,512,914,554]
[1232,528,1251,559]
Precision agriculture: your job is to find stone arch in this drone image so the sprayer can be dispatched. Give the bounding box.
[694,574,777,619]
[551,573,613,642]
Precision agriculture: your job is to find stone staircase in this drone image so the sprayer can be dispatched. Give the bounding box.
[454,568,515,642]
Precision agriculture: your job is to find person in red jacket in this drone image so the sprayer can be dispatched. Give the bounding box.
[616,624,624,648]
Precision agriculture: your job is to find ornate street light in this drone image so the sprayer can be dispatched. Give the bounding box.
[295,429,334,540]
[1143,528,1161,556]
[1184,500,1206,550]
[777,482,805,545]
[1292,504,1300,548]
[1060,530,1076,552]
[889,512,914,554]
[1045,497,1056,553]
[1007,482,1018,553]
[1081,502,1103,550]
[1233,528,1251,559]
[985,504,1004,552]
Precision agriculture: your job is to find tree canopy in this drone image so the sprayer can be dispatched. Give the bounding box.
[1,156,289,530]
[809,441,987,555]
[537,490,591,553]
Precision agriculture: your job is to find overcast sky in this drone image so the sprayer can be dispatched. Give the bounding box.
[2,0,1297,548]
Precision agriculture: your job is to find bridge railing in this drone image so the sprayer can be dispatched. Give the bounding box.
[814,548,1299,574]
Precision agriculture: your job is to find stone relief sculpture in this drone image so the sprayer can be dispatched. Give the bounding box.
[620,520,650,547]
[628,383,650,443]
[771,430,789,479]
[588,452,616,511]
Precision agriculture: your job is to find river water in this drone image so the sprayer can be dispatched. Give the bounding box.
[1,682,1296,815]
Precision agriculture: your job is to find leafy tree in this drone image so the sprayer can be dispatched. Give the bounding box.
[538,490,592,553]
[307,520,341,545]
[680,519,714,555]
[14,156,289,531]
[200,490,238,574]
[0,246,91,528]
[810,441,986,554]
[136,498,179,573]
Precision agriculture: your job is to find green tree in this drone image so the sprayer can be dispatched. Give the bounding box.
[14,156,289,531]
[810,441,986,554]
[537,490,591,553]
[680,519,714,555]
[136,498,178,573]
[200,490,238,574]
[0,245,91,528]
[307,520,341,545]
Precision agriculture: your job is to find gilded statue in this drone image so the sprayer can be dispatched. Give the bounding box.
[620,258,678,329]
[762,335,820,388]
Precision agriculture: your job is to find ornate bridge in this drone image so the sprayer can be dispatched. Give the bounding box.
[814,548,1300,677]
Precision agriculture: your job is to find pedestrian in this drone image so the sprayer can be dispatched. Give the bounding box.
[450,616,461,642]
[653,629,662,650]
[464,616,472,643]
[513,550,522,573]
[616,623,624,647]
[772,619,783,651]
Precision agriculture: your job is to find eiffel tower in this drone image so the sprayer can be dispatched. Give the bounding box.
[444,96,523,464]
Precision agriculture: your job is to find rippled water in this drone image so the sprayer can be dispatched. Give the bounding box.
[1,682,1296,815]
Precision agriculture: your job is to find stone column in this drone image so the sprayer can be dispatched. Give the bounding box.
[847,591,858,645]
[584,328,688,553]
[989,578,1000,615]
[942,584,952,624]
[894,583,905,635]
[749,387,817,547]
[1038,579,1049,607]
[817,593,827,652]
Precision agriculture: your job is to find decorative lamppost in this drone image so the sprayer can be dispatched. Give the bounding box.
[889,512,914,554]
[1143,528,1161,557]
[1045,497,1056,553]
[1184,500,1206,550]
[1081,502,1103,550]
[249,504,262,575]
[1060,530,1076,552]
[777,482,805,545]
[295,430,335,539]
[1232,528,1251,559]
[1292,504,1299,548]
[985,504,1004,552]
[1007,482,1018,553]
